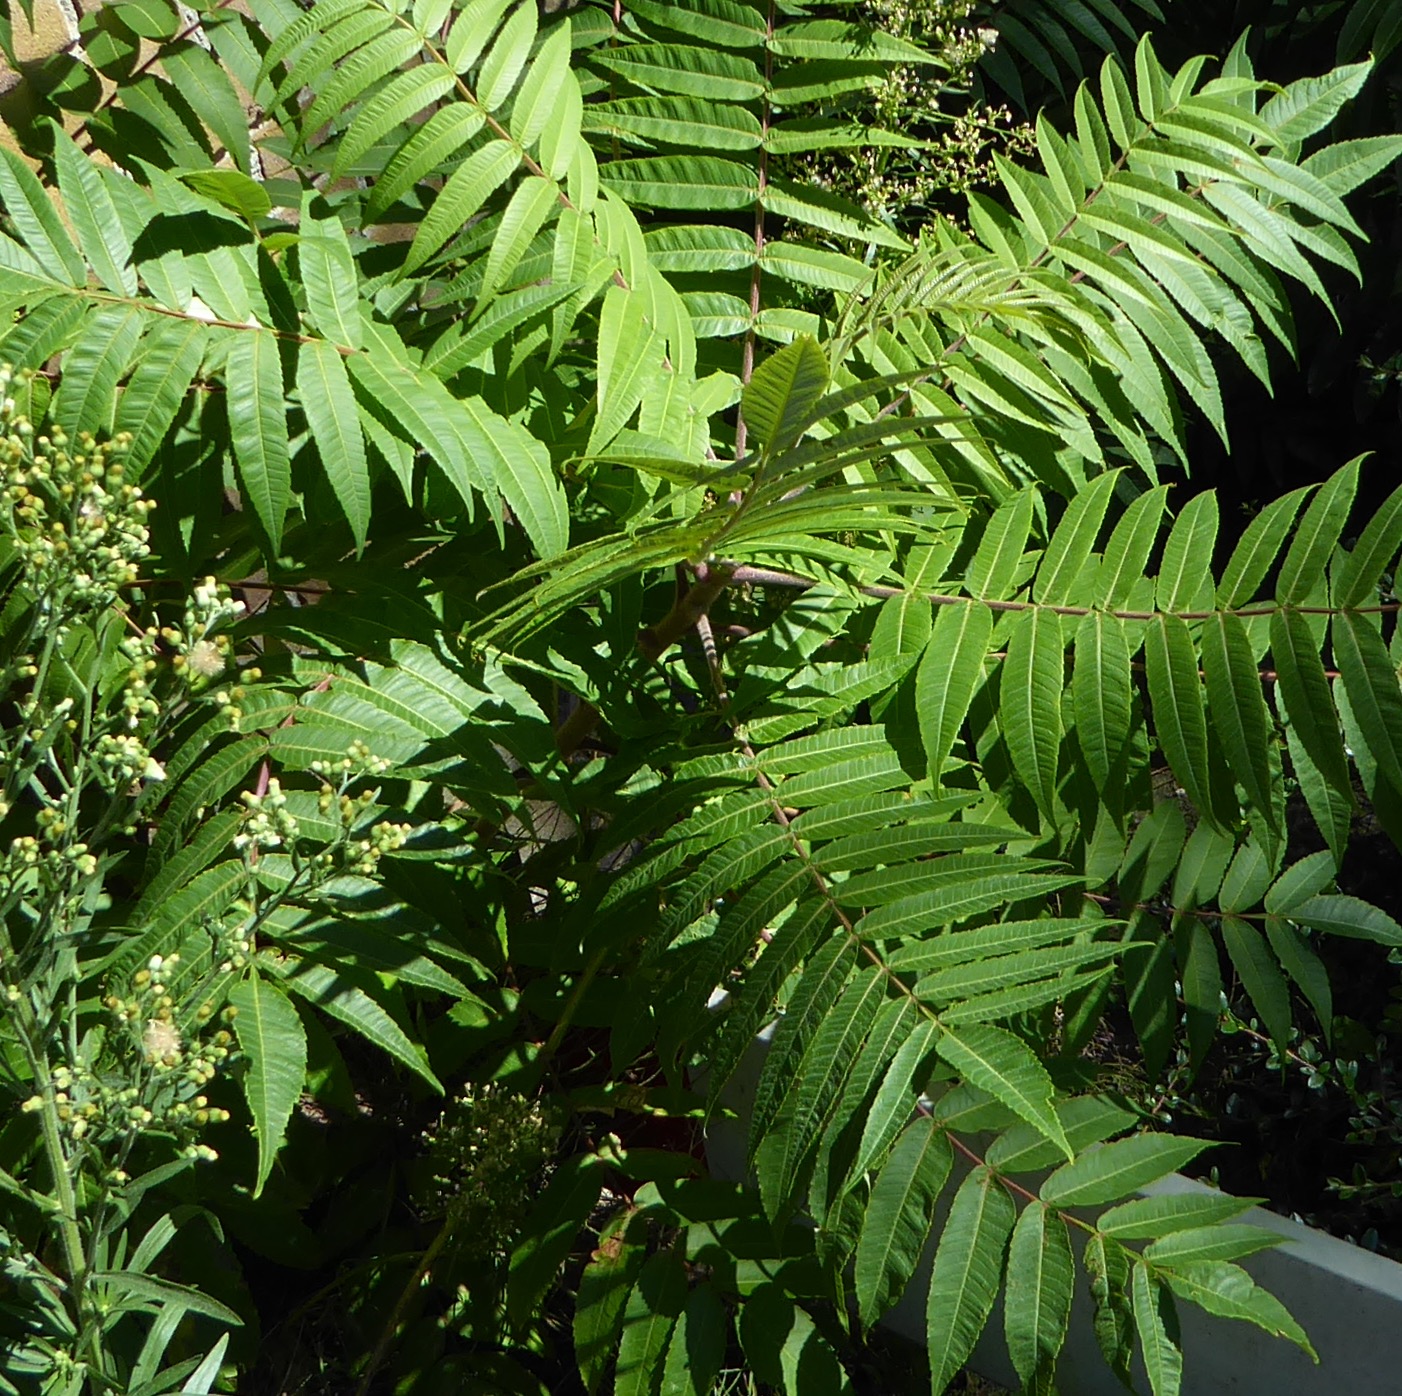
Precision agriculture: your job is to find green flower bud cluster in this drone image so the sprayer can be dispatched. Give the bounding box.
[0,368,152,608]
[164,576,245,689]
[417,1084,560,1253]
[233,778,300,852]
[350,820,413,875]
[92,732,165,792]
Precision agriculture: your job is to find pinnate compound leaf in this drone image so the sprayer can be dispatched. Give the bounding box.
[854,1116,953,1330]
[1160,1261,1315,1358]
[1004,1203,1073,1391]
[228,977,306,1197]
[1041,1134,1214,1207]
[741,335,829,453]
[925,1168,1015,1394]
[1132,1263,1183,1396]
[936,1023,1071,1158]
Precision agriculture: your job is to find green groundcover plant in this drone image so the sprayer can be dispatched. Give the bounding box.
[3,0,1402,1392]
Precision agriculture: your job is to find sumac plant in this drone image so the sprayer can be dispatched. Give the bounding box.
[2,0,1402,1391]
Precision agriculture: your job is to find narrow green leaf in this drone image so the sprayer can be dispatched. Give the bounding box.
[1097,1191,1257,1239]
[1160,1262,1315,1358]
[925,1168,1015,1394]
[1336,480,1402,609]
[405,139,520,275]
[1144,1224,1283,1265]
[1041,1134,1214,1206]
[478,175,560,307]
[114,317,206,477]
[1073,611,1132,796]
[1333,610,1402,794]
[1270,608,1352,808]
[508,1155,604,1328]
[1132,1263,1183,1396]
[478,0,538,112]
[1034,469,1118,606]
[741,335,829,453]
[228,976,306,1197]
[575,1208,646,1395]
[1178,916,1222,1073]
[1288,893,1402,946]
[1221,914,1292,1050]
[854,1116,953,1330]
[298,339,370,551]
[1145,615,1216,824]
[1203,611,1279,826]
[615,1251,688,1396]
[844,1020,938,1189]
[52,304,145,439]
[1097,484,1168,608]
[1278,459,1359,603]
[50,127,136,293]
[1001,609,1063,820]
[967,489,1035,601]
[936,1022,1071,1158]
[1004,1204,1074,1391]
[916,601,993,782]
[0,146,85,285]
[225,331,291,552]
[1157,491,1218,614]
[659,1284,728,1396]
[1085,1233,1134,1386]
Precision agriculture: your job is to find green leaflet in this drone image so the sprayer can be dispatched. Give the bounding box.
[1131,1263,1184,1396]
[1156,490,1218,614]
[1202,611,1279,831]
[224,330,291,552]
[1221,914,1291,1051]
[298,339,371,551]
[614,1251,688,1396]
[114,317,207,478]
[925,1167,1016,1394]
[741,335,830,455]
[405,139,521,274]
[1000,608,1063,820]
[935,1022,1071,1157]
[574,1209,646,1395]
[1096,1191,1258,1240]
[967,489,1035,600]
[1160,1262,1315,1358]
[763,968,886,1220]
[1004,1203,1073,1391]
[228,976,307,1198]
[1269,608,1352,808]
[1333,610,1402,794]
[50,128,136,295]
[854,1116,952,1330]
[1277,457,1359,602]
[1041,1133,1214,1206]
[659,1284,728,1396]
[1145,614,1216,826]
[916,601,993,783]
[280,959,442,1089]
[842,1019,938,1190]
[1073,611,1132,798]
